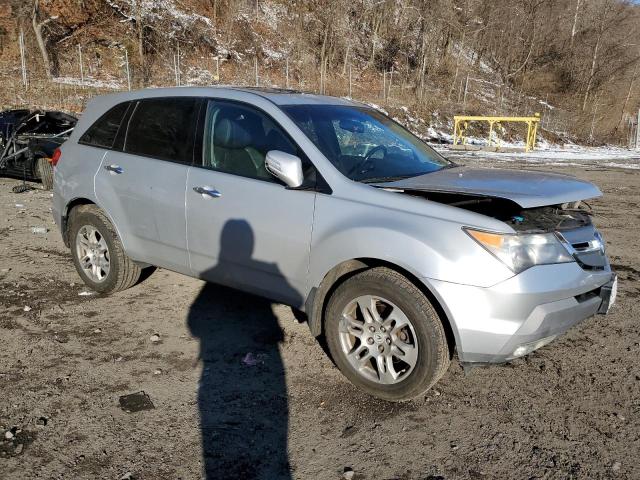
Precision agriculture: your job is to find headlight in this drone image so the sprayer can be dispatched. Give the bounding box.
[464,228,574,274]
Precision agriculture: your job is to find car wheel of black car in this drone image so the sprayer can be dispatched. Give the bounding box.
[68,205,142,294]
[36,157,54,190]
[325,267,450,401]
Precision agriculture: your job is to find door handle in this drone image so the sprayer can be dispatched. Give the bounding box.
[105,164,124,174]
[193,186,222,198]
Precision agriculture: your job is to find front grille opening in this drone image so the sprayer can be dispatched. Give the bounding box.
[575,287,601,303]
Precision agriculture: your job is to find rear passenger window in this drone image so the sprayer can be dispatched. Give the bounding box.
[125,97,198,164]
[79,102,129,148]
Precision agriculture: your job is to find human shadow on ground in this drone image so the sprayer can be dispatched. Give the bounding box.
[187,219,299,479]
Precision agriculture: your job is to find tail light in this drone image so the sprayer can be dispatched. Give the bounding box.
[51,148,62,167]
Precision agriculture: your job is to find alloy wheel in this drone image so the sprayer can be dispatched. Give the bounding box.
[339,295,419,384]
[75,225,110,283]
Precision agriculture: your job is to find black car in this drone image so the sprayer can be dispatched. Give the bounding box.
[0,109,77,189]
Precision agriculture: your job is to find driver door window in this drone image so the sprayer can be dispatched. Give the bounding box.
[202,100,298,182]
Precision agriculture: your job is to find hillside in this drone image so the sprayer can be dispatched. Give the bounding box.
[1,0,639,145]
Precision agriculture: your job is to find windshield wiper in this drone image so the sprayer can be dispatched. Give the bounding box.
[360,175,415,184]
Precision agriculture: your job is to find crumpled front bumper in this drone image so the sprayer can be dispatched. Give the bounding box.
[426,262,615,364]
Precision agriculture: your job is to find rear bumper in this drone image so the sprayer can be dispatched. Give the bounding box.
[426,262,614,364]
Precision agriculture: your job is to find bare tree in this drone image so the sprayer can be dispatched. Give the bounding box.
[31,0,58,78]
[569,0,581,49]
[2,0,640,143]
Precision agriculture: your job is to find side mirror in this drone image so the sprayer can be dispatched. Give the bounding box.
[265,150,304,188]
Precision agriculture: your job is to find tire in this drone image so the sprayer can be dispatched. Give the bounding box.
[36,157,54,190]
[325,267,450,401]
[68,205,142,294]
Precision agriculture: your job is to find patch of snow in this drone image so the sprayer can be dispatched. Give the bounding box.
[260,1,288,30]
[52,76,123,89]
[262,46,285,61]
[365,102,389,116]
[106,0,214,37]
[183,66,217,86]
[438,145,640,170]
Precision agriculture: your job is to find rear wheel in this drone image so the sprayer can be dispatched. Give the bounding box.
[36,157,54,190]
[325,267,449,401]
[68,205,142,294]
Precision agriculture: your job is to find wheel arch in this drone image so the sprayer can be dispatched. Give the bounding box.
[306,257,459,356]
[62,198,97,246]
[31,149,49,160]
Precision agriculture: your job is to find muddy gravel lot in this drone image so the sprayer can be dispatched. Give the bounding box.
[1,156,639,480]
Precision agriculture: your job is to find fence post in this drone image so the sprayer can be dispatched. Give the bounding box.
[462,73,469,111]
[255,56,259,86]
[125,49,131,91]
[636,109,640,150]
[78,45,84,88]
[285,57,289,89]
[173,54,178,86]
[19,29,28,89]
[177,43,181,86]
[382,71,386,101]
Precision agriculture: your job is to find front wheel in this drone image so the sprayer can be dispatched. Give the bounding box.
[325,267,450,401]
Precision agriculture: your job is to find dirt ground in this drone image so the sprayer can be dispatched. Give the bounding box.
[1,156,639,480]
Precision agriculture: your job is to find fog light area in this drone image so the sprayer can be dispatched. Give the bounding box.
[511,335,558,359]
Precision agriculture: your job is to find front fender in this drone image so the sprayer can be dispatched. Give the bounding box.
[308,194,514,291]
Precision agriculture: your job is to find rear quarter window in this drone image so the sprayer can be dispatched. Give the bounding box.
[79,102,130,149]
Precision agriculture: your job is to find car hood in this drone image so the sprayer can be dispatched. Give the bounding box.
[376,166,602,208]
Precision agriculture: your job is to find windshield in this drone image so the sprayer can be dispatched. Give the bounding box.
[282,104,452,182]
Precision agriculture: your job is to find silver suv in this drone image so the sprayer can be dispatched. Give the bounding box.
[52,87,616,401]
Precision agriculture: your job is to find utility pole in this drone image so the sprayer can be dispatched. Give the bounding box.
[348,65,352,98]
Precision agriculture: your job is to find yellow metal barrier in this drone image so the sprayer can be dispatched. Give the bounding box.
[453,113,541,152]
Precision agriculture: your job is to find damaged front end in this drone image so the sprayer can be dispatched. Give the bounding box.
[406,190,609,273]
[385,174,617,366]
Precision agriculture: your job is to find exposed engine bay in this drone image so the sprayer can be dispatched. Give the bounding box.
[403,190,594,233]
